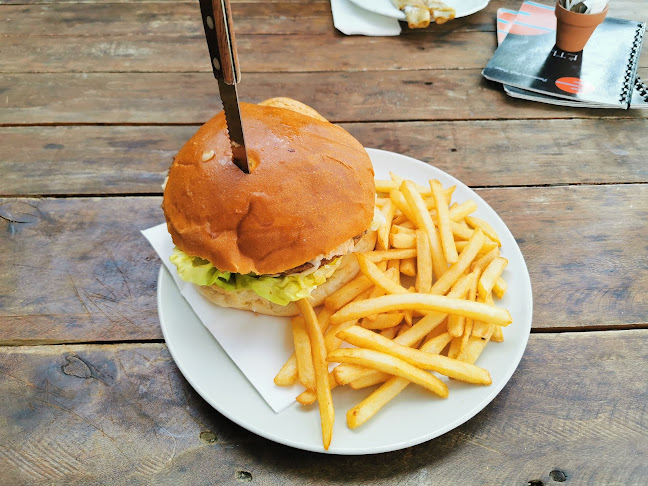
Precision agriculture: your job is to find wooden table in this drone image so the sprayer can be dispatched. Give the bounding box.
[1,0,647,483]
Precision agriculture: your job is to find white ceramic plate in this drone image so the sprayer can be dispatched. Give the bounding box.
[348,0,490,20]
[158,148,532,455]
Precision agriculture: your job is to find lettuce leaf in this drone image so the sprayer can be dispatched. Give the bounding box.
[170,247,341,306]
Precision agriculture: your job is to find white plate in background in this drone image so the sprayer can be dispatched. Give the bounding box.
[348,0,490,20]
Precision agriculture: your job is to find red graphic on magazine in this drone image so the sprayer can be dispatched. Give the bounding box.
[555,77,593,94]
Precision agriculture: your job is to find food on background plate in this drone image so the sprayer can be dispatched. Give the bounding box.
[275,174,513,446]
[392,0,456,28]
[162,98,378,316]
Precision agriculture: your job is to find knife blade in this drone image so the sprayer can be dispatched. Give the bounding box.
[198,0,250,173]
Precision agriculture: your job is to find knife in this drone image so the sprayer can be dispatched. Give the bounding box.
[198,0,250,173]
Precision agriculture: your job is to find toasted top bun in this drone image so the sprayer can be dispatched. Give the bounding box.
[162,99,375,275]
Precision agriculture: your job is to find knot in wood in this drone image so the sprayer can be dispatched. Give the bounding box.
[550,470,567,482]
[61,355,93,379]
[235,471,252,482]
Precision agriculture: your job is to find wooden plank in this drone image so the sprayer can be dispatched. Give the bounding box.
[3,0,329,3]
[3,29,647,75]
[0,331,646,483]
[0,0,556,38]
[2,119,648,196]
[1,31,501,73]
[484,184,648,331]
[0,197,164,344]
[0,125,191,196]
[0,2,334,36]
[3,70,648,125]
[1,185,646,344]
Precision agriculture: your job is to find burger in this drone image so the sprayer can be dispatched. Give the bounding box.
[162,98,379,316]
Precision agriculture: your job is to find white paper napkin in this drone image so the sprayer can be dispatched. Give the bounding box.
[142,223,303,414]
[331,0,401,36]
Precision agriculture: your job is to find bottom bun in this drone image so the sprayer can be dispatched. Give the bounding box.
[197,231,377,316]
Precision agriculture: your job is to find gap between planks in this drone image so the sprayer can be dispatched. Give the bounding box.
[1,326,647,347]
[2,181,647,199]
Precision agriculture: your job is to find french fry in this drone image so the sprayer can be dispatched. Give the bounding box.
[348,371,392,390]
[296,299,334,450]
[392,213,408,226]
[493,276,507,299]
[345,332,454,429]
[391,224,416,235]
[472,320,494,340]
[415,230,432,293]
[337,326,492,385]
[377,200,396,250]
[458,269,479,356]
[466,216,501,246]
[491,325,504,342]
[324,274,373,310]
[390,232,416,249]
[423,317,449,343]
[400,257,417,276]
[420,332,453,354]
[323,319,358,353]
[402,310,414,327]
[333,363,367,385]
[448,200,478,222]
[429,229,485,295]
[347,376,411,429]
[273,353,297,386]
[329,292,512,327]
[401,180,448,281]
[291,316,315,390]
[379,325,400,339]
[317,306,335,334]
[357,254,409,295]
[375,196,389,207]
[447,314,465,338]
[471,247,499,275]
[451,221,474,241]
[458,329,495,364]
[391,274,472,345]
[390,190,417,223]
[277,306,335,386]
[478,257,508,300]
[360,312,404,330]
[361,248,417,262]
[375,179,431,196]
[363,283,387,322]
[456,239,498,256]
[327,348,449,397]
[387,259,401,285]
[430,179,458,264]
[296,371,338,406]
[447,337,462,359]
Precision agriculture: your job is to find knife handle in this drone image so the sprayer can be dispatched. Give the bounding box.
[199,0,241,85]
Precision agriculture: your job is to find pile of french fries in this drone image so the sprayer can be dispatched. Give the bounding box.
[274,174,512,450]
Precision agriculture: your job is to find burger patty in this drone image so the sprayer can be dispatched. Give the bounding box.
[277,232,366,276]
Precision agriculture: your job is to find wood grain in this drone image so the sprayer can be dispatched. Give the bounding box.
[3,69,648,125]
[2,2,645,75]
[0,197,164,344]
[1,185,646,344]
[0,32,501,74]
[0,331,646,484]
[1,1,645,36]
[2,119,647,197]
[0,2,334,36]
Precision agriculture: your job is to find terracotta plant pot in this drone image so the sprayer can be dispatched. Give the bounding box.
[555,2,608,52]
